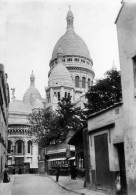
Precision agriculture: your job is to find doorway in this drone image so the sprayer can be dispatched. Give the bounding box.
[94,133,110,191]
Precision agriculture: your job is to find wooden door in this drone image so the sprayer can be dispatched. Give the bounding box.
[94,133,110,191]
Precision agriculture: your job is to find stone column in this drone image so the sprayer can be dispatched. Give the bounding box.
[12,141,15,165]
[79,77,82,88]
[24,141,27,162]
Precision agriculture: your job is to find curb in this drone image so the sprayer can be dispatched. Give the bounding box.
[47,175,85,195]
[38,174,107,195]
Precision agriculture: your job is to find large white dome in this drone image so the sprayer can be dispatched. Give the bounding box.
[51,7,91,61]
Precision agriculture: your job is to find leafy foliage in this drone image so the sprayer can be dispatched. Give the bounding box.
[28,96,83,146]
[56,95,83,141]
[28,70,122,147]
[28,109,61,147]
[85,69,122,115]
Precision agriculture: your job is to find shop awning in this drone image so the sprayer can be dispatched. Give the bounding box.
[68,157,75,160]
[47,158,66,161]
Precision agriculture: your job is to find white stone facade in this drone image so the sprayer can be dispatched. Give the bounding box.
[46,7,95,110]
[7,72,44,172]
[8,123,38,170]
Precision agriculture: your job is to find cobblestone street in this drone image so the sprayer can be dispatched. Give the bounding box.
[11,175,76,195]
[0,174,108,195]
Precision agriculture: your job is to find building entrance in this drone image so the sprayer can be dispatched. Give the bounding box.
[94,133,110,191]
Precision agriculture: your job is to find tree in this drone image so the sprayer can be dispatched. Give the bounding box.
[28,96,83,146]
[56,95,83,141]
[85,69,122,116]
[28,108,61,147]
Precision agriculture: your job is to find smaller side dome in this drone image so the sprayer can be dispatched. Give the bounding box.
[32,98,43,109]
[23,71,41,103]
[30,70,35,85]
[48,47,73,88]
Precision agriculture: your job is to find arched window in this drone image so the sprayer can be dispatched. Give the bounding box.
[74,58,79,62]
[16,140,24,154]
[8,140,12,153]
[67,58,72,62]
[28,141,32,154]
[75,76,79,88]
[82,77,86,88]
[88,78,90,88]
[81,59,85,63]
[65,92,67,98]
[58,92,60,101]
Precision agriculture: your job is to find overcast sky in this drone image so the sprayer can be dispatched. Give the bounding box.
[0,0,121,100]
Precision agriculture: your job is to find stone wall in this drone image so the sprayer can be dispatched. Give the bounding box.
[116,2,136,194]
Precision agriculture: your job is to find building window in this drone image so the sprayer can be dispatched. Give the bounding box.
[18,141,22,153]
[16,140,23,154]
[74,58,79,62]
[68,19,73,26]
[81,59,85,63]
[88,78,90,88]
[28,141,32,154]
[58,92,60,101]
[65,92,67,98]
[75,76,79,87]
[8,140,12,153]
[47,93,50,103]
[67,58,72,62]
[82,77,86,88]
[133,56,136,88]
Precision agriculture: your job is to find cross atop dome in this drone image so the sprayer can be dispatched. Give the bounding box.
[66,6,74,30]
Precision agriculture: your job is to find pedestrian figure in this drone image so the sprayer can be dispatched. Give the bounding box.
[70,165,74,179]
[70,164,77,180]
[3,166,10,183]
[55,163,60,182]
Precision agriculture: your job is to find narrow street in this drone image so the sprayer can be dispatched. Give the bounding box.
[11,174,76,195]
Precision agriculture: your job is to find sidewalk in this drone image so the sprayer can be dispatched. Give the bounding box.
[47,175,108,195]
[0,175,14,195]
